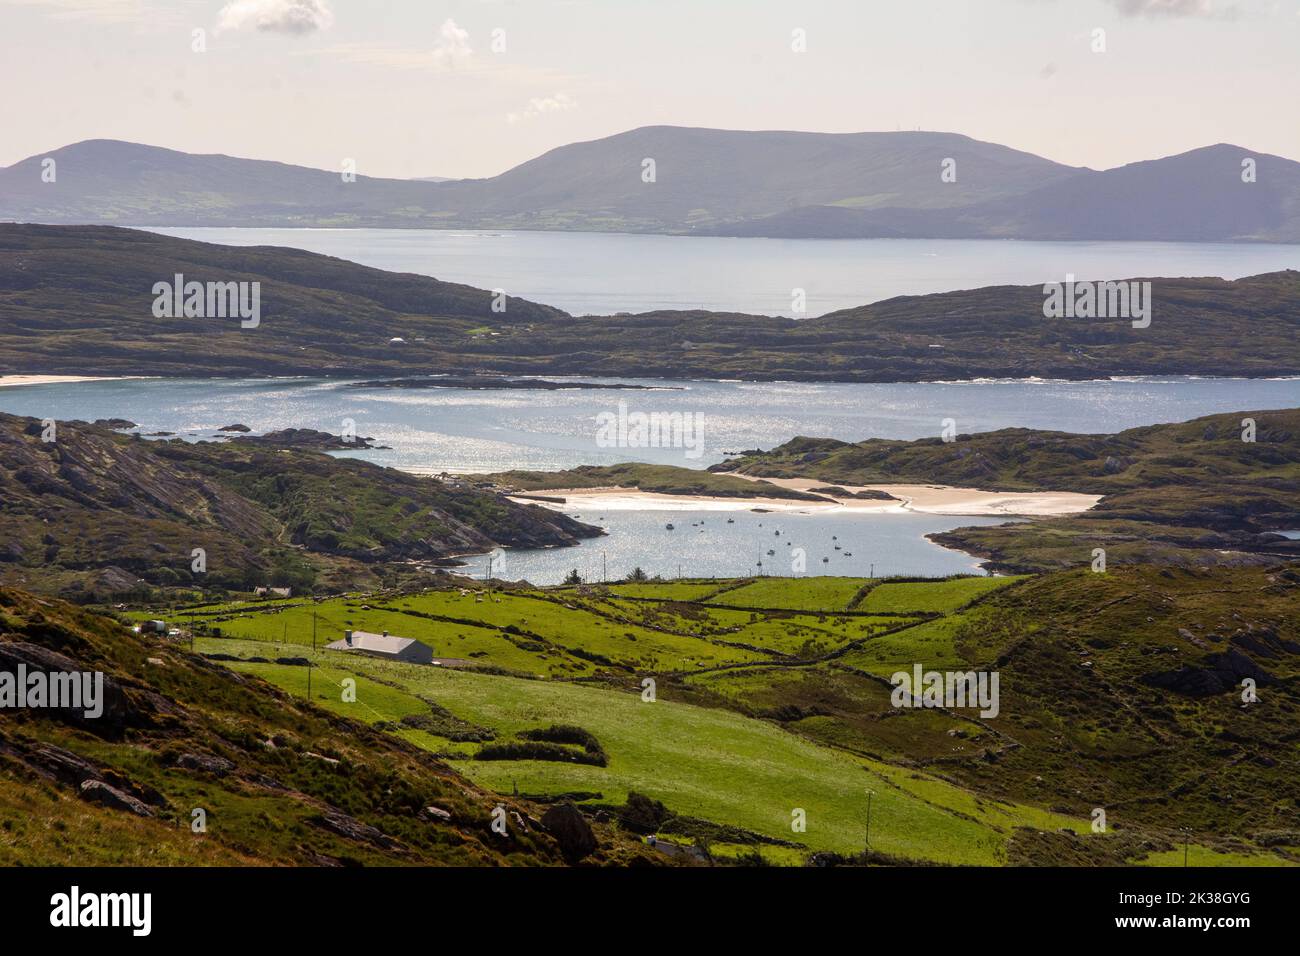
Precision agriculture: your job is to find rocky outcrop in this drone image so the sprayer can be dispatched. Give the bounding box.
[312,810,402,851]
[0,412,602,595]
[1142,648,1277,697]
[0,641,132,736]
[234,428,382,449]
[541,801,598,863]
[174,752,236,777]
[79,779,154,816]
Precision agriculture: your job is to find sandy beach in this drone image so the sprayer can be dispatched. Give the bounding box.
[511,477,1101,517]
[0,375,140,388]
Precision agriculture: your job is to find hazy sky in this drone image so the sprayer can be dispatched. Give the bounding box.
[2,0,1298,178]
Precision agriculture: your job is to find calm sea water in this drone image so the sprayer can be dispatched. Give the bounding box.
[472,509,1013,585]
[2,375,1295,473]
[11,228,1298,584]
[3,374,1295,584]
[145,227,1300,317]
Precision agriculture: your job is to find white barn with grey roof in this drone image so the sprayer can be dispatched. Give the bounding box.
[325,630,433,664]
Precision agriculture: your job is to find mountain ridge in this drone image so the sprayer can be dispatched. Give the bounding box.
[5,128,1299,240]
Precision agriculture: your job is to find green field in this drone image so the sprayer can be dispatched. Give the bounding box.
[858,576,1025,614]
[601,581,730,602]
[156,568,1298,867]
[708,576,871,612]
[212,638,1086,863]
[838,614,975,677]
[1135,846,1297,867]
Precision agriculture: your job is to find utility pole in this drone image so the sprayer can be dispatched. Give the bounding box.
[865,789,875,853]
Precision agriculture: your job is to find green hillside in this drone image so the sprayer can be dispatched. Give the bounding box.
[0,587,652,866]
[122,565,1300,867]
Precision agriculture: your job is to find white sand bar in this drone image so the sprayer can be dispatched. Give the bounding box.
[0,375,140,388]
[511,476,1101,517]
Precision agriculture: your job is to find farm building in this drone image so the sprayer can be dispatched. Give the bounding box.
[324,630,433,665]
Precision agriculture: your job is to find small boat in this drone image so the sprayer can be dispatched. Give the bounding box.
[822,557,830,563]
[726,518,735,524]
[766,549,775,556]
[665,523,675,530]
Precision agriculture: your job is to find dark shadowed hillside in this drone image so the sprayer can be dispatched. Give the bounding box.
[2,225,1297,381]
[0,413,600,599]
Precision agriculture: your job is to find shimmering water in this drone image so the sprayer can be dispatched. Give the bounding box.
[3,374,1294,584]
[146,227,1300,318]
[2,375,1294,474]
[470,508,1013,585]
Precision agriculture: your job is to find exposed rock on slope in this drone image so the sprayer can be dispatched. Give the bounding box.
[0,413,600,597]
[0,587,656,865]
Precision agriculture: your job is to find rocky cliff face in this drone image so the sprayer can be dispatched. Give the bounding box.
[0,413,600,597]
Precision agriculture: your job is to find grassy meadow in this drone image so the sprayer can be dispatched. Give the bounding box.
[146,567,1300,867]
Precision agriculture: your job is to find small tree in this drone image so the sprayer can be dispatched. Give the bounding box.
[627,566,649,582]
[563,568,583,586]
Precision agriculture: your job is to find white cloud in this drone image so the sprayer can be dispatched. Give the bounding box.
[431,17,474,70]
[506,92,578,124]
[217,0,334,35]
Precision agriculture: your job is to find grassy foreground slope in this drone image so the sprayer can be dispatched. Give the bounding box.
[212,639,1083,865]
[166,566,1300,865]
[678,565,1300,864]
[0,587,653,866]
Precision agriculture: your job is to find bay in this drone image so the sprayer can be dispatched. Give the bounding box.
[0,375,1294,474]
[10,227,1296,585]
[2,374,1294,585]
[145,227,1300,317]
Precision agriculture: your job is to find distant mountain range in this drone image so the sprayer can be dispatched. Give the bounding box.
[3,128,1299,241]
[2,224,1297,382]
